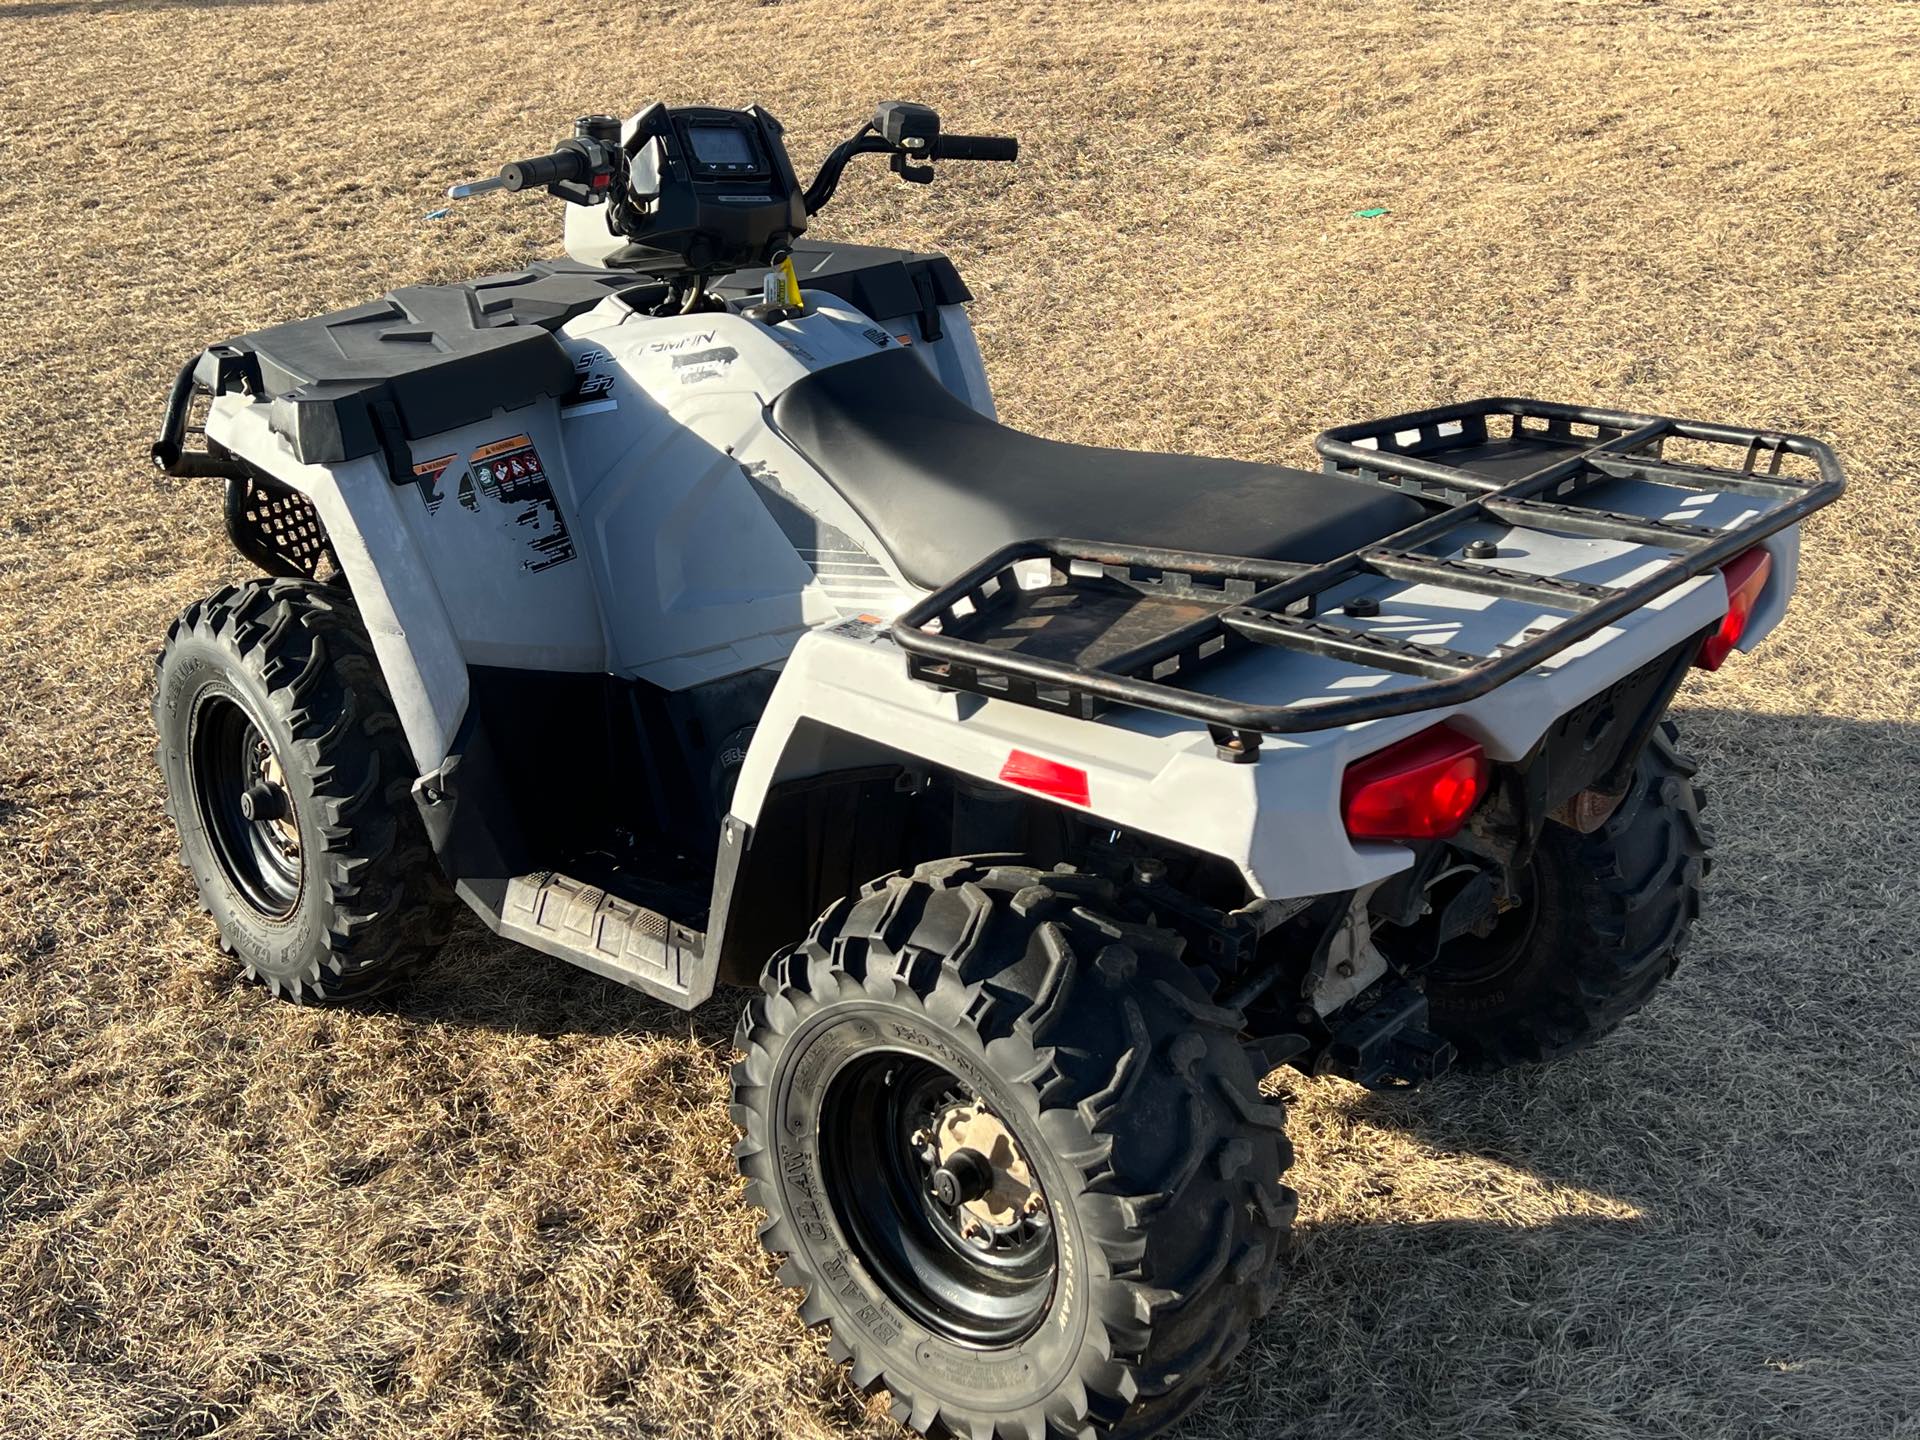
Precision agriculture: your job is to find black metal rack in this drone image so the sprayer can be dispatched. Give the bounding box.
[889,398,1845,758]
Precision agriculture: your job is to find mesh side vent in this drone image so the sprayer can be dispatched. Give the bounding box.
[228,474,338,580]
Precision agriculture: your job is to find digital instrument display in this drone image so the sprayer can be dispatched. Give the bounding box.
[686,123,756,168]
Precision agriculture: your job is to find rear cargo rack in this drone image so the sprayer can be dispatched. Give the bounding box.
[889,398,1844,757]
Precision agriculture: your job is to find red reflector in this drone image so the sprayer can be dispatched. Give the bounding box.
[1695,547,1773,671]
[1341,724,1489,841]
[999,750,1090,807]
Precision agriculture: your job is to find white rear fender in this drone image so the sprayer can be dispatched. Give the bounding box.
[731,553,1728,902]
[1737,524,1802,652]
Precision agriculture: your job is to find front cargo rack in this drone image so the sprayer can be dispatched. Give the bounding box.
[889,398,1845,757]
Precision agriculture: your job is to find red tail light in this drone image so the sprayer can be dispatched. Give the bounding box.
[1341,725,1489,841]
[1695,547,1773,671]
[999,750,1091,806]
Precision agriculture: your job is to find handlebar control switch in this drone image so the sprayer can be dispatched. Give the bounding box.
[875,101,940,150]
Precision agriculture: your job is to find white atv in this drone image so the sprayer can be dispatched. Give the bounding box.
[151,102,1844,1440]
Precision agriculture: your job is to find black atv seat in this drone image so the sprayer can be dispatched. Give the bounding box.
[773,348,1427,590]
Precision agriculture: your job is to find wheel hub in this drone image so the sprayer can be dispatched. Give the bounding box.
[922,1099,1046,1241]
[818,1054,1057,1347]
[189,695,304,919]
[252,743,300,859]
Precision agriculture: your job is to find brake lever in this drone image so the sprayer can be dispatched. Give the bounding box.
[446,176,507,199]
[890,151,935,185]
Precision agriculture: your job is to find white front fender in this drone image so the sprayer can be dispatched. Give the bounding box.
[204,395,470,772]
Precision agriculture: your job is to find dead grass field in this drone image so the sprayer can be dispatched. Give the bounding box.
[3,1,1919,1436]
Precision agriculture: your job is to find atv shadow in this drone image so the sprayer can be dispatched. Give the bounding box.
[384,923,741,1051]
[1322,702,1919,1198]
[1198,703,1920,1439]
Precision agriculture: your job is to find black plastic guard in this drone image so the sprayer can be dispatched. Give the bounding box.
[190,262,641,466]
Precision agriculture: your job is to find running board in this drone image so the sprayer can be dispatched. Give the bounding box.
[457,872,710,1007]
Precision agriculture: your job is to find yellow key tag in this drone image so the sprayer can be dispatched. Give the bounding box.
[778,255,803,309]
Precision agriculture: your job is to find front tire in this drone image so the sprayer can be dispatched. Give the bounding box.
[1424,721,1711,1070]
[731,860,1295,1440]
[153,579,455,1002]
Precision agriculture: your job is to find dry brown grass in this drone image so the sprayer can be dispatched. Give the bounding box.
[3,1,1919,1436]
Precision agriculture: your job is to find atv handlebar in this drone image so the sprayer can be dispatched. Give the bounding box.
[500,145,591,192]
[931,134,1019,162]
[450,107,1016,226]
[447,130,619,200]
[802,121,1018,214]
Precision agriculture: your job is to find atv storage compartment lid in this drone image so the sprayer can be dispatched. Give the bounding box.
[189,244,968,468]
[192,261,644,466]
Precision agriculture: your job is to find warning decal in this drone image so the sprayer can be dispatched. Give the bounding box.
[458,434,576,572]
[411,453,457,513]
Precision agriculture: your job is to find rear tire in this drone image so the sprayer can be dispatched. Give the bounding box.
[1425,721,1711,1070]
[153,578,455,1002]
[731,860,1296,1440]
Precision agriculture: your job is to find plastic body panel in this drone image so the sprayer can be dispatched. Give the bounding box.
[201,396,474,770]
[195,263,642,465]
[729,506,1744,902]
[208,390,607,673]
[198,265,997,772]
[553,301,943,684]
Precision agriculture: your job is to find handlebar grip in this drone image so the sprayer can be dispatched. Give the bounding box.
[499,148,589,192]
[932,134,1018,162]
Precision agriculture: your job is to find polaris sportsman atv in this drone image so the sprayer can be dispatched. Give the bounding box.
[151,101,1845,1440]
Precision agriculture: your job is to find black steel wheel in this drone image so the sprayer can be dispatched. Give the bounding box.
[821,1052,1057,1348]
[188,693,303,918]
[733,859,1297,1440]
[154,578,455,1002]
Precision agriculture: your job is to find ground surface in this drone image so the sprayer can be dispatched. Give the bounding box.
[2,2,1918,1437]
